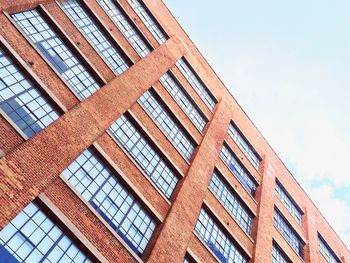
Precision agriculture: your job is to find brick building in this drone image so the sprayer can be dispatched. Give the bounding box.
[0,0,348,262]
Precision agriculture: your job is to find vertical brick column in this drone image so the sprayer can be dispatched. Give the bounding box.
[146,100,232,263]
[0,36,186,228]
[304,208,319,263]
[252,157,276,262]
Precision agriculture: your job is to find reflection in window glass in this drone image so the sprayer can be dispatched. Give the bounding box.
[0,48,59,138]
[128,0,167,44]
[60,0,129,74]
[12,9,100,100]
[160,72,207,131]
[109,114,178,198]
[274,208,304,258]
[220,144,257,197]
[63,148,156,255]
[195,208,247,263]
[176,58,216,111]
[209,171,253,235]
[139,90,195,160]
[98,0,151,57]
[228,122,260,169]
[0,202,91,262]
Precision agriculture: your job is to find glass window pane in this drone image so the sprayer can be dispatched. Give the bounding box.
[209,171,253,235]
[60,0,129,75]
[62,148,157,255]
[98,0,151,57]
[227,122,260,169]
[220,144,257,197]
[176,58,216,111]
[127,0,167,44]
[12,9,100,100]
[160,72,207,131]
[194,208,247,263]
[138,90,195,160]
[0,48,60,138]
[0,202,91,263]
[108,114,178,198]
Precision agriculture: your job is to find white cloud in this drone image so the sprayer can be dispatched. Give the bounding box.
[306,185,350,249]
[220,44,350,247]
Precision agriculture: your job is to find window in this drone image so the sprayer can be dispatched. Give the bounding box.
[220,143,258,197]
[127,0,167,44]
[195,208,248,263]
[138,89,195,160]
[318,234,341,263]
[160,72,207,131]
[274,208,304,258]
[0,47,60,138]
[176,58,216,111]
[62,148,156,256]
[272,241,291,263]
[98,0,151,57]
[0,202,91,262]
[12,9,100,100]
[60,0,129,75]
[108,114,178,198]
[183,254,197,263]
[227,122,260,169]
[209,171,254,235]
[275,180,303,225]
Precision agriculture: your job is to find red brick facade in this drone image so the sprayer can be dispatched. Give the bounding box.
[0,0,349,262]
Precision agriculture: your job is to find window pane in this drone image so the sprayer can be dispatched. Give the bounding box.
[209,171,253,235]
[60,0,129,75]
[12,9,100,100]
[0,48,60,138]
[176,58,216,111]
[228,122,260,169]
[160,72,207,131]
[274,208,304,258]
[138,90,195,160]
[318,234,341,263]
[109,115,178,198]
[220,144,257,197]
[272,242,291,263]
[275,180,303,225]
[0,202,91,262]
[98,0,151,57]
[127,0,167,44]
[62,148,156,255]
[194,208,247,263]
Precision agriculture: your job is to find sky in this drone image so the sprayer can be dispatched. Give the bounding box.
[164,0,350,248]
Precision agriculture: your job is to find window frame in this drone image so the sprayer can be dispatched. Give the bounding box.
[193,205,250,263]
[208,169,255,236]
[58,0,133,74]
[275,179,304,225]
[318,233,342,263]
[272,240,292,263]
[138,87,197,162]
[127,0,169,44]
[0,35,65,140]
[60,143,163,261]
[159,70,208,133]
[0,195,104,262]
[96,0,153,58]
[273,206,305,259]
[220,142,259,198]
[176,57,217,111]
[228,120,261,170]
[106,111,183,202]
[6,5,106,102]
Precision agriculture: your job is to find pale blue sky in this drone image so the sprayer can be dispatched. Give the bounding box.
[164,0,350,247]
